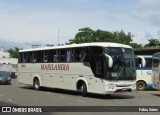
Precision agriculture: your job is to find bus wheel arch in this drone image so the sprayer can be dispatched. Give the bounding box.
[33,77,41,90]
[136,80,147,91]
[77,80,88,97]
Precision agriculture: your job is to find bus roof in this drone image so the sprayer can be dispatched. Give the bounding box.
[153,52,160,57]
[137,55,152,58]
[19,42,132,52]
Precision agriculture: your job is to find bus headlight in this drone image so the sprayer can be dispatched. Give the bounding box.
[108,83,115,86]
[132,82,136,88]
[108,83,116,90]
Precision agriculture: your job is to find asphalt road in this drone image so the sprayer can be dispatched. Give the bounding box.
[0,79,160,115]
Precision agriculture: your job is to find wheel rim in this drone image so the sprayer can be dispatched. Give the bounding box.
[138,84,143,89]
[137,82,146,90]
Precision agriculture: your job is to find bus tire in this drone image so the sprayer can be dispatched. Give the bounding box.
[33,78,40,90]
[136,81,146,91]
[81,83,87,97]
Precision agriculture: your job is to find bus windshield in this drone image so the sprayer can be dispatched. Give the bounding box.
[105,47,136,80]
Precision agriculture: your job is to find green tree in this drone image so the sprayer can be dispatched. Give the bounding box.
[69,27,95,44]
[8,47,20,58]
[113,30,133,44]
[68,27,134,46]
[130,43,143,48]
[144,38,160,47]
[94,29,114,42]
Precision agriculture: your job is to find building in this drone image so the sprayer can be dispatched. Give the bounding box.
[0,48,18,72]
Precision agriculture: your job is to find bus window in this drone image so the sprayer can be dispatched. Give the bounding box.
[66,49,71,62]
[60,49,66,62]
[73,47,88,62]
[145,58,152,68]
[32,52,37,63]
[29,52,33,63]
[153,58,159,68]
[48,50,55,62]
[74,48,81,62]
[53,50,58,62]
[91,47,103,56]
[18,52,23,63]
[22,52,33,63]
[43,51,48,62]
[37,51,43,62]
[136,58,142,68]
[80,47,88,61]
[23,52,28,63]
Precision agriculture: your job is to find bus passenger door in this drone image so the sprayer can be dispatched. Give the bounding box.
[89,57,104,93]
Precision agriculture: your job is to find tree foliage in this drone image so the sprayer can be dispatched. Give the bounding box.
[68,27,141,48]
[8,47,20,58]
[144,38,160,48]
[130,43,142,49]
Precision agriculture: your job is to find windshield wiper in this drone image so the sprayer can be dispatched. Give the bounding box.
[115,65,125,80]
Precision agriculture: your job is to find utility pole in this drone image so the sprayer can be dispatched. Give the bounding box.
[58,29,60,45]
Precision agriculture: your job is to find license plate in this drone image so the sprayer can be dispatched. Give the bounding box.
[122,88,128,92]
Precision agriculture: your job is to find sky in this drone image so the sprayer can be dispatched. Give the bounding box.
[0,0,160,46]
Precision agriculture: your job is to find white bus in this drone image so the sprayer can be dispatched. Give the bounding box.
[136,55,152,91]
[152,52,160,90]
[18,42,136,96]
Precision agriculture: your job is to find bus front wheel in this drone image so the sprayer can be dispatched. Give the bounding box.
[33,78,40,90]
[81,83,87,97]
[137,81,146,91]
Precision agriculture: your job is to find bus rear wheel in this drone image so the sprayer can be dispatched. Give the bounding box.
[33,78,40,90]
[137,81,146,91]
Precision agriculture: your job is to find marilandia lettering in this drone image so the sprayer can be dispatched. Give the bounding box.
[41,64,69,71]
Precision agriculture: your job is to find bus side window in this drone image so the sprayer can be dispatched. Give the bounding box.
[153,58,159,68]
[29,52,33,63]
[53,54,58,62]
[91,47,103,56]
[48,50,54,62]
[18,52,23,63]
[80,47,88,61]
[135,58,142,68]
[37,51,43,62]
[145,58,152,68]
[66,49,71,62]
[44,56,48,62]
[52,50,58,62]
[32,52,37,63]
[23,53,28,63]
[43,51,48,62]
[60,49,66,62]
[74,49,81,62]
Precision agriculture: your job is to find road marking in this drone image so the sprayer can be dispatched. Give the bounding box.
[77,100,86,103]
[8,99,13,102]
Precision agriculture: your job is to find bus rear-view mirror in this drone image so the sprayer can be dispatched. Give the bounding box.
[105,54,113,68]
[137,56,146,68]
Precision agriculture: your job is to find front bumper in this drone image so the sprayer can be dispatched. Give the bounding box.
[0,80,11,84]
[103,82,137,94]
